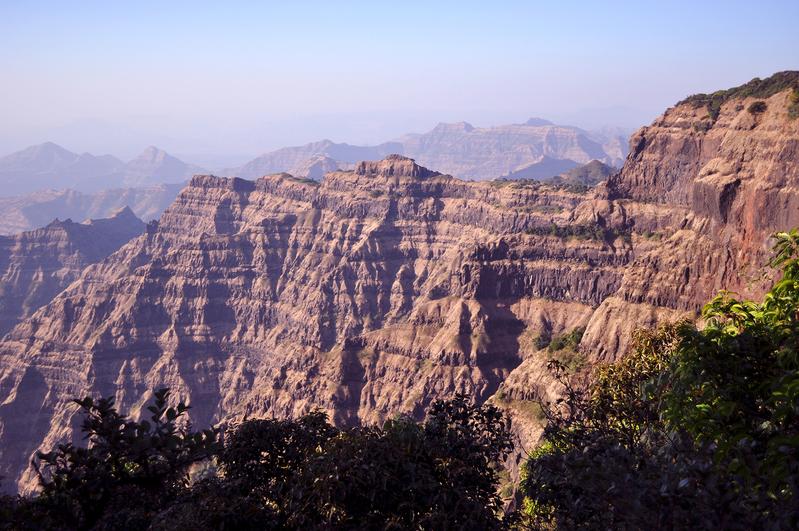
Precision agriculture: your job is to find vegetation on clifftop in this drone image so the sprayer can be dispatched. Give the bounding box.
[679,70,799,121]
[525,222,632,244]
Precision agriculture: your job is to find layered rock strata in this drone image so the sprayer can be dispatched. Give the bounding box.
[0,207,145,337]
[1,76,798,493]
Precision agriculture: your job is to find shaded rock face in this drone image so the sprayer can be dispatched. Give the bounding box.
[0,207,145,337]
[1,78,799,493]
[290,155,340,181]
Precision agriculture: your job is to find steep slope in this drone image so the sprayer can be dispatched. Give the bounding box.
[0,156,628,492]
[582,71,799,360]
[0,143,124,195]
[0,184,184,235]
[0,73,797,494]
[0,207,145,336]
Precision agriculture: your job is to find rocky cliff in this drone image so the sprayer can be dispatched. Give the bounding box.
[0,207,145,337]
[0,73,798,493]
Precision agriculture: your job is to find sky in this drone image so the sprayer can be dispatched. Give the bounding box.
[1,0,797,166]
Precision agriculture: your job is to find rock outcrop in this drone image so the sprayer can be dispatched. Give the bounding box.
[0,73,798,493]
[0,207,145,336]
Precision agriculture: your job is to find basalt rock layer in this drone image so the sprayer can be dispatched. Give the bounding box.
[1,74,798,493]
[0,207,145,338]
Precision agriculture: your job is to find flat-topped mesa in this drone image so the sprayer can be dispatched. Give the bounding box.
[188,174,256,192]
[354,154,441,179]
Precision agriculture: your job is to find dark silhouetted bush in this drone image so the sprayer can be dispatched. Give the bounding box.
[2,393,515,530]
[748,100,768,114]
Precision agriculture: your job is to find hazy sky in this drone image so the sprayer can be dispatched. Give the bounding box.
[1,0,797,165]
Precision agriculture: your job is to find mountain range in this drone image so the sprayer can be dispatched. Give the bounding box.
[0,143,204,196]
[1,72,796,495]
[229,119,627,181]
[0,118,626,233]
[0,184,183,235]
[0,118,626,197]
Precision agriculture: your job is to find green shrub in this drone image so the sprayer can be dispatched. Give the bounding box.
[547,327,585,353]
[534,333,552,350]
[3,393,516,530]
[25,389,218,530]
[748,100,768,114]
[525,222,631,243]
[520,229,799,529]
[680,71,799,122]
[789,89,799,119]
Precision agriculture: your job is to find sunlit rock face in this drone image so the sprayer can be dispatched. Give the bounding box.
[2,79,799,493]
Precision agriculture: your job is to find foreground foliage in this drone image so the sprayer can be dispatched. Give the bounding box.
[1,394,513,530]
[521,229,799,529]
[3,230,799,529]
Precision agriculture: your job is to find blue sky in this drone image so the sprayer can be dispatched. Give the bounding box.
[1,1,797,163]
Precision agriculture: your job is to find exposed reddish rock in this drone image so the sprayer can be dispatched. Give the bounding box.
[1,76,798,494]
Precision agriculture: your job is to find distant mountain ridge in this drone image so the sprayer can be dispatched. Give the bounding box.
[230,118,629,181]
[0,143,204,196]
[116,146,204,187]
[0,183,184,235]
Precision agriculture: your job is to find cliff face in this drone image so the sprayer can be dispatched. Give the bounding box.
[0,208,145,337]
[0,76,798,493]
